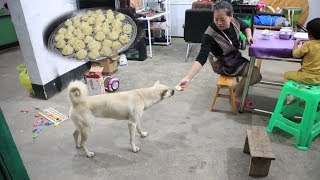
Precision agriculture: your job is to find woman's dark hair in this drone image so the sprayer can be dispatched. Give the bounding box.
[213,1,234,16]
[306,18,320,39]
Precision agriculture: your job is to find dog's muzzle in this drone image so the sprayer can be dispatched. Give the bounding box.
[170,89,175,96]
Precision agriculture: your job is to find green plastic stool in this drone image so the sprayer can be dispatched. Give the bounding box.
[266,80,320,151]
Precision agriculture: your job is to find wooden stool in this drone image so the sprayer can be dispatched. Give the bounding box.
[243,126,275,177]
[210,75,237,114]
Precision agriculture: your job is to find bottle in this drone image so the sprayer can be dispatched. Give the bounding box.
[119,53,127,66]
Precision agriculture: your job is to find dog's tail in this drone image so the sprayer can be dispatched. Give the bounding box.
[67,80,88,106]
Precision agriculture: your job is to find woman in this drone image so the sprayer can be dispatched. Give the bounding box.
[178,1,262,99]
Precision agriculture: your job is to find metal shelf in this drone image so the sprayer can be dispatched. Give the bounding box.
[136,0,171,58]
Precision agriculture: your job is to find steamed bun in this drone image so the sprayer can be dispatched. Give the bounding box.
[56,40,66,49]
[73,40,85,51]
[54,34,65,42]
[64,19,72,26]
[87,41,102,51]
[108,31,119,41]
[87,16,95,25]
[103,19,113,26]
[64,31,74,40]
[72,16,81,22]
[84,35,94,44]
[76,49,88,60]
[112,20,123,28]
[113,25,122,33]
[116,13,125,21]
[61,45,74,55]
[86,10,94,17]
[95,31,106,41]
[67,37,77,46]
[95,9,103,15]
[95,20,103,27]
[123,24,132,34]
[67,25,75,33]
[79,22,89,30]
[106,9,114,18]
[97,14,106,22]
[100,46,112,56]
[119,34,129,44]
[102,25,110,35]
[76,33,85,40]
[81,14,89,21]
[57,28,67,35]
[111,41,122,51]
[102,39,113,47]
[73,28,82,36]
[93,26,102,34]
[82,26,93,35]
[88,49,100,60]
[73,20,81,28]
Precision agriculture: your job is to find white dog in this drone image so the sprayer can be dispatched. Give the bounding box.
[67,80,174,157]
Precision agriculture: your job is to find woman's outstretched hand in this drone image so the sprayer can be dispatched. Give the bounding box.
[177,77,190,90]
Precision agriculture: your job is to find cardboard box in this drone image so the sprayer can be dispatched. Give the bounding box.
[84,66,105,96]
[91,56,119,75]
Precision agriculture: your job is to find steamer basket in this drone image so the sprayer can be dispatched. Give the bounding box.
[47,8,137,61]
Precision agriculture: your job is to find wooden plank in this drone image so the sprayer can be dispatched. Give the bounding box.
[247,126,275,159]
[254,25,282,30]
[249,157,272,177]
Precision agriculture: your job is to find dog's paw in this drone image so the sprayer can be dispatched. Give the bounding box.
[86,152,95,158]
[132,146,140,153]
[76,146,82,149]
[140,131,149,138]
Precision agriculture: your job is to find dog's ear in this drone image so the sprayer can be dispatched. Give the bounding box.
[153,80,160,86]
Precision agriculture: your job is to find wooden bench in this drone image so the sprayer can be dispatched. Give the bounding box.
[243,126,275,177]
[210,75,237,114]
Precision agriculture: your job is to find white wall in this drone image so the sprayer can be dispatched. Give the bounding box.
[8,0,86,85]
[170,2,192,37]
[0,0,6,6]
[306,0,320,24]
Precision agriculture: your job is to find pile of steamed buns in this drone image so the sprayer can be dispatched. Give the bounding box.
[54,9,133,60]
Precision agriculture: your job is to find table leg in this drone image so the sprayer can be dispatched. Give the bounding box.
[239,56,256,112]
[147,20,152,58]
[166,24,169,45]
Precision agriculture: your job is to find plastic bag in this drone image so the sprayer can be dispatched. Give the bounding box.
[254,15,281,26]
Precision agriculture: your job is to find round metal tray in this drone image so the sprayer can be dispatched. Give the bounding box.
[48,9,137,61]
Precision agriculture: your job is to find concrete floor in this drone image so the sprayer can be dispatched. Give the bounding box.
[1,38,319,179]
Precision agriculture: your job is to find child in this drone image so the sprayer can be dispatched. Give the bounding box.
[284,18,320,104]
[284,18,320,85]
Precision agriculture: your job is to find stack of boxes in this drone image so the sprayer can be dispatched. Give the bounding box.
[84,57,119,95]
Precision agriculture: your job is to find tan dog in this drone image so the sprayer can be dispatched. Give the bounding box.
[67,80,175,157]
